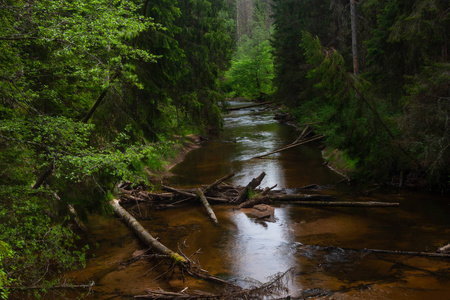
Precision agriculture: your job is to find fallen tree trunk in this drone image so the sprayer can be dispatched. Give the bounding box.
[162,185,231,204]
[233,172,266,204]
[8,281,95,290]
[239,184,278,208]
[110,199,188,266]
[226,101,270,111]
[284,201,399,207]
[239,196,268,209]
[196,189,219,225]
[292,125,311,144]
[270,194,335,201]
[299,244,450,258]
[111,199,240,289]
[162,185,197,198]
[204,172,235,194]
[253,135,325,159]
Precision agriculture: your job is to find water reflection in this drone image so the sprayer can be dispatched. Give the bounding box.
[65,100,450,299]
[225,209,296,287]
[170,101,342,188]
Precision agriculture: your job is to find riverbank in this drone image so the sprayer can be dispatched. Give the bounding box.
[273,107,353,180]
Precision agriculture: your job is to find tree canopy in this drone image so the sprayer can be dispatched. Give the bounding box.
[270,0,449,189]
[0,0,232,296]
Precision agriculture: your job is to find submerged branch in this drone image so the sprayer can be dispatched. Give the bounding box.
[299,244,450,258]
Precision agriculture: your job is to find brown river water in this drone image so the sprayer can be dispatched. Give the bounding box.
[65,101,450,299]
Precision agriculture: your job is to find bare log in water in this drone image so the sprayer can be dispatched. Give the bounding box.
[253,135,325,159]
[270,194,335,202]
[111,199,240,288]
[284,201,399,207]
[239,195,268,208]
[162,185,197,198]
[204,172,235,194]
[239,184,278,208]
[299,244,450,258]
[196,188,219,225]
[233,172,266,204]
[135,288,216,299]
[293,125,311,144]
[437,243,450,253]
[7,281,95,290]
[226,101,270,111]
[110,199,188,266]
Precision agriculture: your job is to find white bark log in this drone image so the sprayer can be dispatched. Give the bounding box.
[196,189,219,225]
[110,199,187,266]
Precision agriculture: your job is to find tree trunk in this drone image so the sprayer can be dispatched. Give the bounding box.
[298,244,450,258]
[270,194,335,201]
[239,195,268,208]
[109,199,187,266]
[204,172,235,194]
[283,201,399,207]
[234,172,266,204]
[226,101,270,111]
[239,184,277,208]
[196,189,219,225]
[162,185,197,198]
[350,0,358,76]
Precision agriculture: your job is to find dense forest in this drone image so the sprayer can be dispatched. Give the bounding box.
[0,0,448,297]
[269,0,449,189]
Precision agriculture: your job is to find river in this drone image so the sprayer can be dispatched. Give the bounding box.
[66,100,450,299]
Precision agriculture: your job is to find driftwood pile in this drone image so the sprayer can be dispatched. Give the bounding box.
[118,171,399,224]
[109,172,450,299]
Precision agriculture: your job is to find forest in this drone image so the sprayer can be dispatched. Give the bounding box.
[0,0,449,297]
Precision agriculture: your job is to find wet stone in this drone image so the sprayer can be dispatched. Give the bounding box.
[248,204,275,220]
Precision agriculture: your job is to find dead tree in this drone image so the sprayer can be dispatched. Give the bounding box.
[233,172,266,204]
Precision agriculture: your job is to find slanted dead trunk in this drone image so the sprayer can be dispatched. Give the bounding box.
[110,199,188,266]
[196,188,219,225]
[253,135,325,159]
[233,172,266,204]
[239,184,277,208]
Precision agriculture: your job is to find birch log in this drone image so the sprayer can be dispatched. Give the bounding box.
[110,199,187,266]
[196,189,219,225]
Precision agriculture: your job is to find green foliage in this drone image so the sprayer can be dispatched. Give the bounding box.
[401,63,450,186]
[128,0,233,136]
[271,0,350,105]
[299,32,405,180]
[271,0,449,188]
[0,194,87,297]
[0,0,234,290]
[0,241,12,299]
[225,25,274,99]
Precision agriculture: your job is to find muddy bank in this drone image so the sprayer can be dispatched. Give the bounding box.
[165,134,204,171]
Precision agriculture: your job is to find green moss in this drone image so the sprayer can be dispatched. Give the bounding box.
[322,147,358,177]
[169,252,186,265]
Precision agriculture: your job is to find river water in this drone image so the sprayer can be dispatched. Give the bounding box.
[66,101,450,299]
